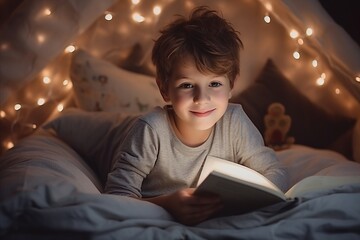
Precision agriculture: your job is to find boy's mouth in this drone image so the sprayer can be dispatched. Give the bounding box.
[190,108,215,117]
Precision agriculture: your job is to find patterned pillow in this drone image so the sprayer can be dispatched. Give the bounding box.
[70,49,165,114]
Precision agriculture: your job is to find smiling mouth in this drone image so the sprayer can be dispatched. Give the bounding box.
[190,109,215,117]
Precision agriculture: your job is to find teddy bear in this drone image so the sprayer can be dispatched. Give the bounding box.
[264,102,295,150]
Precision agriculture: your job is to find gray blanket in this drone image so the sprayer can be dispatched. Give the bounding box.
[1,181,360,240]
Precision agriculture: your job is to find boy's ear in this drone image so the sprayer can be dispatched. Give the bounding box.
[156,78,170,102]
[228,90,232,100]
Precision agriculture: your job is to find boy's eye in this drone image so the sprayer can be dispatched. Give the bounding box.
[179,83,193,89]
[209,82,222,87]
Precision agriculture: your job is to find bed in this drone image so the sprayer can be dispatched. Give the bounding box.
[1,0,360,239]
[0,112,360,239]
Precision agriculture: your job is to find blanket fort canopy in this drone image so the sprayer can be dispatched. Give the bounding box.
[0,0,359,155]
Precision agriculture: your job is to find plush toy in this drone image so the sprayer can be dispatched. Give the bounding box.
[264,102,295,150]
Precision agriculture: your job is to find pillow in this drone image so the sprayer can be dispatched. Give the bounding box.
[43,108,139,186]
[231,59,355,155]
[0,130,102,200]
[70,49,165,114]
[276,144,360,189]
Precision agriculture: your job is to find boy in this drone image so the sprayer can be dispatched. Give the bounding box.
[105,6,287,225]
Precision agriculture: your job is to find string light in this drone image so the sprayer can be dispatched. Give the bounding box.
[1,0,358,156]
[65,45,76,53]
[1,43,9,50]
[316,76,325,86]
[312,59,318,68]
[105,12,113,21]
[37,98,46,106]
[264,15,271,23]
[132,12,145,23]
[293,51,300,60]
[5,141,14,150]
[43,8,52,16]
[43,76,51,84]
[37,33,46,44]
[57,103,64,112]
[289,29,299,39]
[153,6,161,15]
[14,104,21,111]
[306,27,313,36]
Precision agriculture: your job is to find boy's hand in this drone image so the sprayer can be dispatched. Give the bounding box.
[145,188,223,225]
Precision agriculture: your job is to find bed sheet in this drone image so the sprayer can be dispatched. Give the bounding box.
[1,121,360,239]
[1,180,360,239]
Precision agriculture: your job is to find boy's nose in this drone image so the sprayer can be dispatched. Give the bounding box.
[194,87,210,104]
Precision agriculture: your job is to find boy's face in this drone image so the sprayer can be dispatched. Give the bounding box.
[161,56,232,133]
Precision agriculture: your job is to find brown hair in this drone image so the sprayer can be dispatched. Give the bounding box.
[152,6,243,93]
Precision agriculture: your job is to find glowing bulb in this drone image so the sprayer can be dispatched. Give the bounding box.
[37,98,45,106]
[57,103,64,112]
[335,88,341,95]
[316,77,325,86]
[297,38,304,45]
[153,6,161,15]
[293,51,300,60]
[44,8,52,16]
[63,79,70,86]
[356,76,360,82]
[65,45,76,53]
[32,124,37,129]
[43,76,51,84]
[14,104,21,111]
[132,13,145,23]
[290,30,299,39]
[264,15,271,23]
[105,13,113,21]
[306,27,313,36]
[1,43,9,51]
[312,59,318,68]
[321,72,326,79]
[63,80,72,89]
[37,34,46,44]
[132,0,140,5]
[0,110,5,118]
[5,141,14,149]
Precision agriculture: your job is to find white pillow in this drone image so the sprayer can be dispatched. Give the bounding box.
[70,49,165,114]
[0,129,102,200]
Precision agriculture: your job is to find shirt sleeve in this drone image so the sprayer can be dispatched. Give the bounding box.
[104,119,159,197]
[234,106,289,192]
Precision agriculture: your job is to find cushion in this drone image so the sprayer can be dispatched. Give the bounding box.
[276,144,360,188]
[42,108,139,186]
[231,59,355,155]
[70,49,165,114]
[0,129,102,200]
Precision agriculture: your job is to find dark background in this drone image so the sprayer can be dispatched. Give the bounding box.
[319,0,359,46]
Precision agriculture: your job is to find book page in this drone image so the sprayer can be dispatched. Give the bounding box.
[197,156,284,197]
[285,175,360,198]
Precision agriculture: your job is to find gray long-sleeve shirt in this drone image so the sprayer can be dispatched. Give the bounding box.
[105,103,288,197]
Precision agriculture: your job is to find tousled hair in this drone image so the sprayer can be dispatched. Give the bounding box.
[152,6,243,93]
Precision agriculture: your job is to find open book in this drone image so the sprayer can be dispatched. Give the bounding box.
[195,156,360,217]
